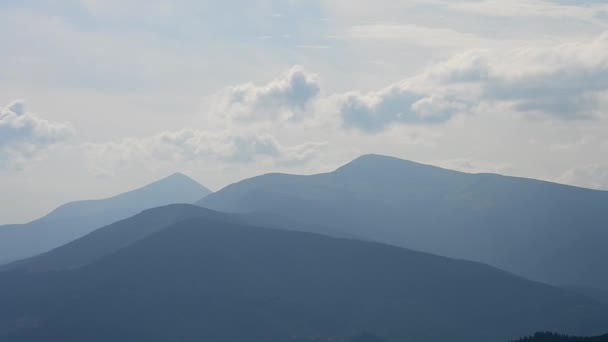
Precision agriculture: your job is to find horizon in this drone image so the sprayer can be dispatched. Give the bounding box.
[6,152,608,226]
[2,1,608,228]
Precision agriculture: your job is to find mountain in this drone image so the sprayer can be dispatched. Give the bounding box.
[197,154,608,290]
[0,173,211,265]
[1,212,607,342]
[1,204,351,273]
[562,285,608,304]
[513,332,608,342]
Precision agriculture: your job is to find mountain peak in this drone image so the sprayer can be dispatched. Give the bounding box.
[164,172,190,180]
[145,172,211,193]
[158,172,197,184]
[335,154,435,176]
[39,173,212,224]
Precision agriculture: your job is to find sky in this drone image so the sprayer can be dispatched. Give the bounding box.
[2,0,608,224]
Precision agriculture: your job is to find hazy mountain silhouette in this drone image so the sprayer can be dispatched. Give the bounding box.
[1,204,353,273]
[0,173,211,265]
[1,213,607,342]
[197,154,608,290]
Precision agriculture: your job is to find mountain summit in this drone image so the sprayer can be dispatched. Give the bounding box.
[198,154,608,291]
[0,173,212,265]
[41,172,209,222]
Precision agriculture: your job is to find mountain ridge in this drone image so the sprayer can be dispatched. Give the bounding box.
[0,173,212,265]
[1,213,607,342]
[197,154,608,290]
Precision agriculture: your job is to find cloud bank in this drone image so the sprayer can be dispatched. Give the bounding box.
[338,31,608,132]
[84,129,325,176]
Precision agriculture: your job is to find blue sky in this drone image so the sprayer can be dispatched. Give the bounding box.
[2,0,608,223]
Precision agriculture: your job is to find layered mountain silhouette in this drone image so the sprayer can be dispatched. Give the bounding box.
[1,209,607,342]
[0,173,211,265]
[197,154,608,290]
[2,204,349,273]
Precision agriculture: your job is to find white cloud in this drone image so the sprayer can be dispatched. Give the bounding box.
[337,31,608,132]
[211,65,321,123]
[339,87,467,133]
[0,100,74,167]
[83,129,325,177]
[426,32,608,119]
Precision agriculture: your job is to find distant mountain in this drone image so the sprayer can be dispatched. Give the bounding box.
[0,173,211,265]
[513,332,608,342]
[1,212,607,342]
[197,154,608,290]
[1,204,351,273]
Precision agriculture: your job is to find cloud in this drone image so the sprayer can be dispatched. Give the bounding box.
[435,32,608,119]
[0,100,74,167]
[338,31,608,132]
[84,129,325,176]
[427,32,608,119]
[448,0,608,20]
[432,158,514,175]
[212,65,321,122]
[558,164,608,190]
[339,87,467,133]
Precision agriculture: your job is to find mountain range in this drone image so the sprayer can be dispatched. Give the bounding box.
[197,154,608,291]
[2,154,608,341]
[0,173,211,265]
[1,206,607,342]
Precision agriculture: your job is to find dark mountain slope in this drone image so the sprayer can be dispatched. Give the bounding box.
[0,217,607,342]
[562,285,608,303]
[0,173,211,265]
[2,204,353,273]
[197,154,608,290]
[513,332,608,342]
[0,204,222,272]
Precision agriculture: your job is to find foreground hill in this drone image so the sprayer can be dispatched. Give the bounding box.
[0,173,211,265]
[562,286,608,304]
[197,154,608,290]
[1,214,607,342]
[513,332,608,342]
[1,204,349,273]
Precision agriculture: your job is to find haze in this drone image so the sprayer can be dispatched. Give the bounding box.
[2,0,608,223]
[2,3,608,339]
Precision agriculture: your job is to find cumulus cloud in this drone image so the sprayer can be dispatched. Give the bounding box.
[84,129,325,176]
[338,31,608,132]
[0,100,74,167]
[212,65,321,122]
[340,87,467,133]
[427,32,608,119]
